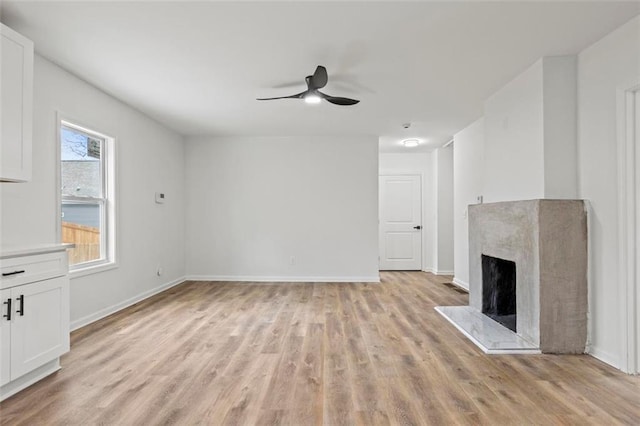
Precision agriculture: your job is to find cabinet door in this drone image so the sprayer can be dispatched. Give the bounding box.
[10,277,70,381]
[0,24,33,182]
[0,289,10,387]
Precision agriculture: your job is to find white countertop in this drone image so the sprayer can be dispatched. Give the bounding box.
[0,243,75,259]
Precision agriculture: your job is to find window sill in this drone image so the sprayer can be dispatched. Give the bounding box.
[69,261,118,279]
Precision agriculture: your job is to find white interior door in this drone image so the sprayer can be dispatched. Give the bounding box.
[379,175,422,270]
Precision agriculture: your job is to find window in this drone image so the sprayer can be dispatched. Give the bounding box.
[60,120,115,270]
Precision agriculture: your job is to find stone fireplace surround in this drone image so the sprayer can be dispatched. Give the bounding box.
[437,200,588,354]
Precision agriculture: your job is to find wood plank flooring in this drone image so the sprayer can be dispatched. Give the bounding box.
[1,272,639,425]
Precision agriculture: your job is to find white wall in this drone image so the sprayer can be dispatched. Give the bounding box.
[0,55,186,328]
[483,57,578,203]
[185,136,379,281]
[543,56,578,199]
[577,15,640,368]
[453,118,484,289]
[435,145,454,274]
[379,152,433,272]
[427,153,437,272]
[483,60,545,202]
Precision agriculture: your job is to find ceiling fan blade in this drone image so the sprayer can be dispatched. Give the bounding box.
[256,91,307,101]
[325,97,359,105]
[317,91,360,105]
[309,65,328,90]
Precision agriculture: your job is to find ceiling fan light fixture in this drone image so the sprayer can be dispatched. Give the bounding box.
[304,94,321,104]
[257,66,359,106]
[402,139,420,148]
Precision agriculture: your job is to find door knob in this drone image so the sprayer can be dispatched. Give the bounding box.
[413,225,422,230]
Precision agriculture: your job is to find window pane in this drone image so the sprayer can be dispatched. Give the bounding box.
[61,202,102,265]
[61,126,102,198]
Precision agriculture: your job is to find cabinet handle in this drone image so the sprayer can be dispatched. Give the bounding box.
[17,295,24,316]
[2,270,25,277]
[2,298,10,321]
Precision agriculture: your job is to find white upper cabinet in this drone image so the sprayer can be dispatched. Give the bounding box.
[1,24,33,182]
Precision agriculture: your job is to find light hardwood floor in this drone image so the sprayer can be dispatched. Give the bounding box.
[1,272,639,425]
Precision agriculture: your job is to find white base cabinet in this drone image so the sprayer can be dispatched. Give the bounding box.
[0,289,10,387]
[0,246,71,401]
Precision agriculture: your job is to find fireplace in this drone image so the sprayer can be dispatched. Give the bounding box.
[435,200,588,354]
[468,200,587,353]
[482,255,516,332]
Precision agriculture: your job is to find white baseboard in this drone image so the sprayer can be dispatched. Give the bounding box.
[452,277,469,291]
[587,346,622,371]
[70,276,186,331]
[422,268,454,276]
[185,275,380,283]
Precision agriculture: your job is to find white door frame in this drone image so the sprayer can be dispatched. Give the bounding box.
[379,170,426,271]
[616,80,640,374]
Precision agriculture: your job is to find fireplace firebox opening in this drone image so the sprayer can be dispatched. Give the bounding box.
[482,255,516,332]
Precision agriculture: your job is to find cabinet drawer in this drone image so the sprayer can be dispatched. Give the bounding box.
[0,252,67,289]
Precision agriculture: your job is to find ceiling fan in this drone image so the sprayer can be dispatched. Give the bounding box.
[257,65,360,106]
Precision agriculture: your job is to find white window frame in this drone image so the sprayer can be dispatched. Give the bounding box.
[57,115,117,276]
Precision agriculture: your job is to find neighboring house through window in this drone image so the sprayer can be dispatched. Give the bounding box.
[60,120,115,271]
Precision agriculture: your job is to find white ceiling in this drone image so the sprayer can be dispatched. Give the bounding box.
[2,1,638,153]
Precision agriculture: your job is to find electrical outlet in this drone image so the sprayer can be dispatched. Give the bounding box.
[157,266,163,276]
[289,256,295,266]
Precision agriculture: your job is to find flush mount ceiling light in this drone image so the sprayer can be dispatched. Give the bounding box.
[402,138,420,148]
